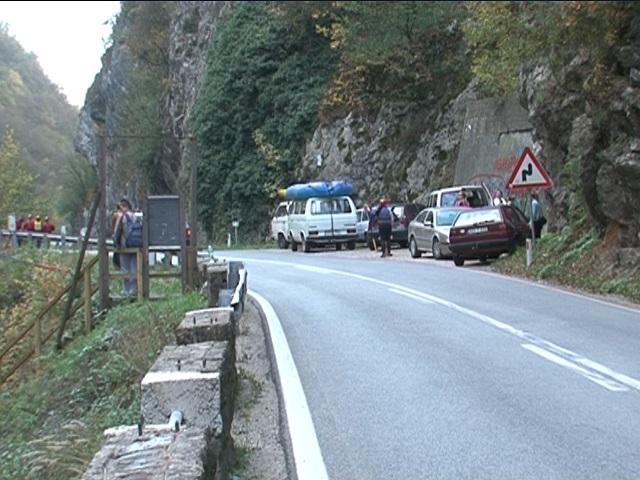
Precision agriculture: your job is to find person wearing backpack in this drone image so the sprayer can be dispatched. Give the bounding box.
[374,197,394,258]
[113,198,142,297]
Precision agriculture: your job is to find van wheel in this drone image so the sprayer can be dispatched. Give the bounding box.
[410,237,421,258]
[277,234,289,249]
[347,241,356,250]
[291,241,298,252]
[453,256,465,267]
[302,236,311,253]
[432,238,442,260]
[335,243,342,251]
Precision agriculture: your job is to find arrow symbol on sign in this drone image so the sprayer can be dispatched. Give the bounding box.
[522,163,533,182]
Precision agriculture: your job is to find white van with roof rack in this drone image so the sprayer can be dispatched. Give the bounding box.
[288,196,358,253]
[424,185,491,209]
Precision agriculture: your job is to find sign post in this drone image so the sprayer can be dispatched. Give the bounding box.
[506,147,554,267]
[232,220,239,245]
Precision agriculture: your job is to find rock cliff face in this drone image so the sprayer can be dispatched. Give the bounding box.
[164,1,231,221]
[519,19,640,269]
[75,2,230,212]
[301,83,480,206]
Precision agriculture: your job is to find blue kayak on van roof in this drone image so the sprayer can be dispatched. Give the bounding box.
[283,181,353,200]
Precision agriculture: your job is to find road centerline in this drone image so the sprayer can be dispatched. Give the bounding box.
[233,257,640,394]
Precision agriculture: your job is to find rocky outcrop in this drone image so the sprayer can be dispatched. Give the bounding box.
[520,44,640,248]
[75,2,230,212]
[301,83,480,205]
[75,35,134,206]
[165,1,232,220]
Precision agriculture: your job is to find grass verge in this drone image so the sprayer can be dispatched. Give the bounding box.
[0,280,204,480]
[494,226,640,305]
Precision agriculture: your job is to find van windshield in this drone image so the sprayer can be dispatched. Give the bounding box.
[310,198,353,215]
[441,189,488,208]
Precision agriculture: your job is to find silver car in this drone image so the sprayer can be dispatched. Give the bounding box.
[408,207,466,259]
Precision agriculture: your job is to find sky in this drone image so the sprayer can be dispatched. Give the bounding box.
[1,1,121,107]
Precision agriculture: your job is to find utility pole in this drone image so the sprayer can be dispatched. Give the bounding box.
[98,123,110,310]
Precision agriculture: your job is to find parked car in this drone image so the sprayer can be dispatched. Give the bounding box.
[288,196,358,252]
[355,208,369,242]
[408,207,466,259]
[270,201,290,249]
[366,202,425,249]
[424,185,491,209]
[448,205,531,266]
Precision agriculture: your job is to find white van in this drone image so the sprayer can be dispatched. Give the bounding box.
[288,196,358,252]
[425,185,491,209]
[270,202,290,249]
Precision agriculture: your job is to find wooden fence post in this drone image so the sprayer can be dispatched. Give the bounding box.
[137,249,144,302]
[84,267,92,333]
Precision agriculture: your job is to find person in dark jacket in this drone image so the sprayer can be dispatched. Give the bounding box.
[374,197,394,258]
[113,198,138,297]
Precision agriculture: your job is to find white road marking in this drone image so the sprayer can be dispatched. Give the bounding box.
[521,344,628,392]
[231,257,640,393]
[249,290,329,480]
[141,371,220,384]
[294,264,335,275]
[389,288,435,304]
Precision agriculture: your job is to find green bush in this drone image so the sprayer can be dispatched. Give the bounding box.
[193,2,338,240]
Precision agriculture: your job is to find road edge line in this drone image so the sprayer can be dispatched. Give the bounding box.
[248,290,329,480]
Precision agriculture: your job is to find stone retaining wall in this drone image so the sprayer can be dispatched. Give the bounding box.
[83,262,247,480]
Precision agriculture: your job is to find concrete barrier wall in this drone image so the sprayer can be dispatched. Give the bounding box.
[83,262,247,480]
[454,96,533,194]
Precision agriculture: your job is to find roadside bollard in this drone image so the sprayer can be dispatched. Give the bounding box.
[526,238,533,268]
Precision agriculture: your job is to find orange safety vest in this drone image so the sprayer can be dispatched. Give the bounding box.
[34,220,43,231]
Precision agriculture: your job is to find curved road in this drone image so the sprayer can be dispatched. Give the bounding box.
[226,248,640,480]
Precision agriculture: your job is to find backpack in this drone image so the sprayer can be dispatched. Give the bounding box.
[123,213,143,248]
[375,206,392,225]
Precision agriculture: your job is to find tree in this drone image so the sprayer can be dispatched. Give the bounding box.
[0,130,36,221]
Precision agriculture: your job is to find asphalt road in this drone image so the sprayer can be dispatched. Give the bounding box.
[223,247,640,480]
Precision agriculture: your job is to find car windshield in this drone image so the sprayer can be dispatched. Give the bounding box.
[454,209,502,227]
[436,209,462,226]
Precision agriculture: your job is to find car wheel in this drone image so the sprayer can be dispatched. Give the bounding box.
[302,236,311,253]
[478,254,488,264]
[432,238,442,260]
[453,256,465,267]
[277,233,289,249]
[335,243,342,251]
[291,240,298,252]
[409,237,421,258]
[347,240,356,250]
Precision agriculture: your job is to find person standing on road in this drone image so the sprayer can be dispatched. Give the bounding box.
[113,198,140,297]
[374,197,393,258]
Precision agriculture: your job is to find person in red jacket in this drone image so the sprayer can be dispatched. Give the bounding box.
[42,216,55,234]
[23,214,35,231]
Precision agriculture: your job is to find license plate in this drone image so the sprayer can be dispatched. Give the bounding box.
[468,227,488,234]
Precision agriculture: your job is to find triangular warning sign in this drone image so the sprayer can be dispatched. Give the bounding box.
[506,147,554,190]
